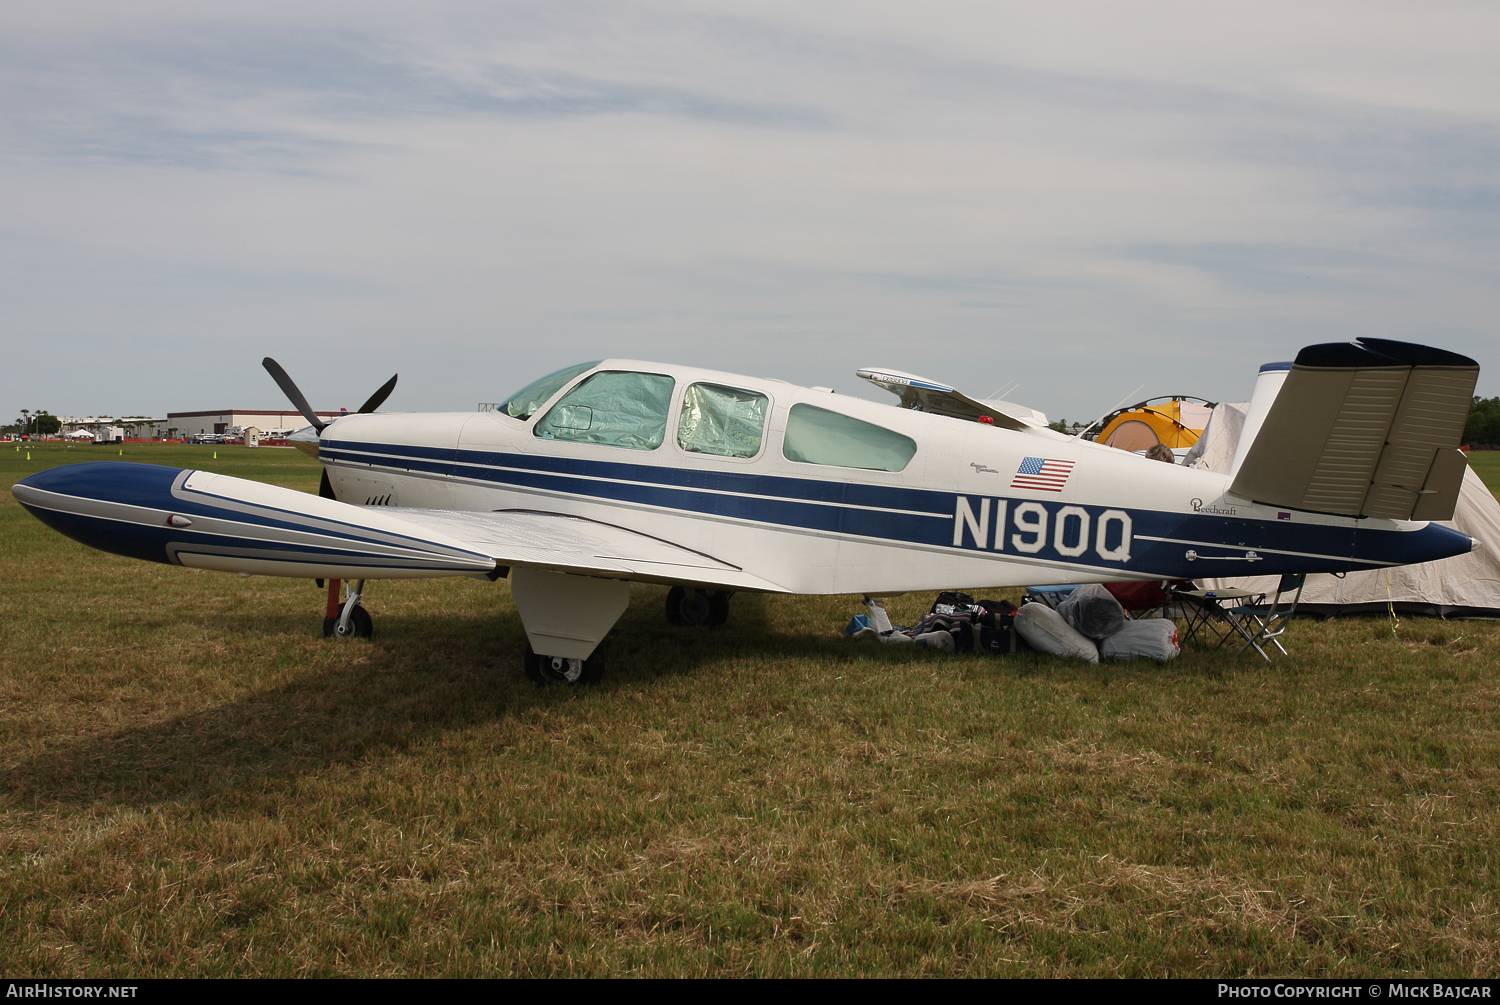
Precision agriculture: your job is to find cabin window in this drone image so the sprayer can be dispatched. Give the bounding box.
[534,371,676,450]
[677,383,768,458]
[500,361,600,420]
[782,403,917,472]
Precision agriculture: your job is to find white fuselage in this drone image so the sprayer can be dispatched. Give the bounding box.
[315,359,1419,595]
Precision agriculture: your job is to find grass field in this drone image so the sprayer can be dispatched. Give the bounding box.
[1465,450,1500,497]
[2,442,1498,977]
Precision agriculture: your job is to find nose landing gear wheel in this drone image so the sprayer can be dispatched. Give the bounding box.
[323,604,373,638]
[665,586,731,627]
[524,644,605,686]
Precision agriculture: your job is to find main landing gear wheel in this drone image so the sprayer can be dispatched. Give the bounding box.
[321,577,372,639]
[323,604,373,639]
[524,645,605,686]
[665,586,730,627]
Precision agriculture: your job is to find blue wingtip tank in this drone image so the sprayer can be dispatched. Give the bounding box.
[14,462,191,565]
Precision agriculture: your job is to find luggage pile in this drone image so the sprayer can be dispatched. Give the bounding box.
[1015,584,1179,662]
[846,592,1028,654]
[847,585,1179,663]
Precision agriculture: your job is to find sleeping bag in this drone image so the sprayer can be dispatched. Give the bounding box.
[1013,603,1100,663]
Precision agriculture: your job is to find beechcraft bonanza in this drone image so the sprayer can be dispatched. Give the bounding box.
[13,338,1482,684]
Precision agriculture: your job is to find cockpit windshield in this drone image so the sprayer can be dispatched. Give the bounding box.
[498,362,600,420]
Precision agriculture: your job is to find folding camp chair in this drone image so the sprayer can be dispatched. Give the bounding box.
[1104,580,1191,621]
[1170,587,1265,651]
[1230,573,1306,660]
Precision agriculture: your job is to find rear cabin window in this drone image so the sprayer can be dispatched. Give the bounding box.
[677,383,768,458]
[534,371,675,451]
[781,403,917,472]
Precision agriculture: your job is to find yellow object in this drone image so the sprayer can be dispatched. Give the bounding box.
[1094,397,1214,452]
[213,451,217,459]
[118,449,123,456]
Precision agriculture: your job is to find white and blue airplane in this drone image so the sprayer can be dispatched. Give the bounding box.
[12,338,1480,684]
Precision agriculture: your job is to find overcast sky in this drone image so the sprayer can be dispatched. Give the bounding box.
[2,1,1497,424]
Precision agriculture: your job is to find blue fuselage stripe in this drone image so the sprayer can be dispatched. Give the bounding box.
[322,440,1474,578]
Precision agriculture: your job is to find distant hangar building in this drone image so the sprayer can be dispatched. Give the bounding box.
[166,408,344,437]
[57,416,169,439]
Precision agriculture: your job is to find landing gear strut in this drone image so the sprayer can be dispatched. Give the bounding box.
[524,644,606,686]
[509,567,631,687]
[321,577,373,639]
[665,585,730,627]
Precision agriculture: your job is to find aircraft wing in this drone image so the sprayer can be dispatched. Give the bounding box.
[12,463,784,591]
[855,368,1054,432]
[386,508,782,589]
[1230,338,1479,521]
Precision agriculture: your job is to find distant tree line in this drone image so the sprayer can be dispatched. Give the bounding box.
[5,410,60,436]
[1467,396,1500,446]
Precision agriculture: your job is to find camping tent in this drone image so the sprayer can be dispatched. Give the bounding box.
[1187,403,1500,619]
[1091,397,1215,459]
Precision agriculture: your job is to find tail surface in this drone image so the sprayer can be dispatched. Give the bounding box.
[1229,339,1478,521]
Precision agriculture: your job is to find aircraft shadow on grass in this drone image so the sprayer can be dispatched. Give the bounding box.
[3,591,929,810]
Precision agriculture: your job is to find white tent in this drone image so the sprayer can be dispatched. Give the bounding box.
[1180,402,1246,473]
[1188,403,1500,619]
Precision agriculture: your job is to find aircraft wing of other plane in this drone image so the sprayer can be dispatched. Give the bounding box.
[12,464,785,592]
[855,368,1054,432]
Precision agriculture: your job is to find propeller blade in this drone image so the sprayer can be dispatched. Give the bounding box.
[262,357,326,433]
[358,373,398,414]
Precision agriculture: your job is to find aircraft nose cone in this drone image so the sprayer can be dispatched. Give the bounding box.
[287,424,322,458]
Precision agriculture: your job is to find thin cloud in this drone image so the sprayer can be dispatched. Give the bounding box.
[0,2,1496,420]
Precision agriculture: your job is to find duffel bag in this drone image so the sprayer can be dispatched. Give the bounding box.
[1099,618,1180,662]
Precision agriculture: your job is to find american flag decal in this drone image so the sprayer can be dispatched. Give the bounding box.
[1010,456,1075,492]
